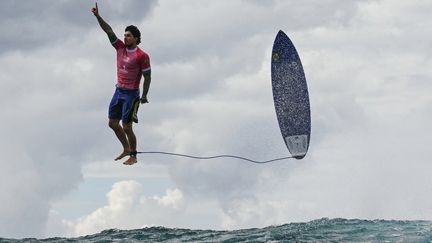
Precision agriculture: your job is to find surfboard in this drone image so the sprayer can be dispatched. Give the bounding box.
[271,30,311,159]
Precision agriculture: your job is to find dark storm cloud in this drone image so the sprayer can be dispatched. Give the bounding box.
[0,0,157,54]
[0,0,158,238]
[1,0,432,238]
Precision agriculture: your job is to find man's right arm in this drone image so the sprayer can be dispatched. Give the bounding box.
[92,2,117,43]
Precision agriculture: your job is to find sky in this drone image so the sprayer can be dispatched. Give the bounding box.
[0,0,431,239]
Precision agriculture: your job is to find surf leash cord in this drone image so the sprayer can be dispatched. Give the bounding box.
[135,151,294,164]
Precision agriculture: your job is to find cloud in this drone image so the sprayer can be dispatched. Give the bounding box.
[66,180,187,236]
[0,0,158,238]
[0,141,82,238]
[1,0,432,239]
[0,0,157,54]
[141,0,432,230]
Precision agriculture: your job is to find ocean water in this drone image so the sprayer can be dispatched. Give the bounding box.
[2,218,432,242]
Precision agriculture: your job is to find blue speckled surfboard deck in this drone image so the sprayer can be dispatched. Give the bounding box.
[271,30,311,159]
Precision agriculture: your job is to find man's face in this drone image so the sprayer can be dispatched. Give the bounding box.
[124,31,137,47]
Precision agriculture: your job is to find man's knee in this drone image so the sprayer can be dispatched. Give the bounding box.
[108,119,120,129]
[122,122,133,134]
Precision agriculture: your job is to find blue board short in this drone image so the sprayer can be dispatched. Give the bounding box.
[108,87,140,123]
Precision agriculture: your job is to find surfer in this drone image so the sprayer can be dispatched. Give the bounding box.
[92,2,151,165]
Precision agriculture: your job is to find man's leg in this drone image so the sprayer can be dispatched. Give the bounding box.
[108,119,131,160]
[122,122,137,165]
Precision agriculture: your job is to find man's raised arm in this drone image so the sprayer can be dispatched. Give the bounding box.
[91,2,117,43]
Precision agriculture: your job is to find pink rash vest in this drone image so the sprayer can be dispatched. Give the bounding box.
[112,38,151,90]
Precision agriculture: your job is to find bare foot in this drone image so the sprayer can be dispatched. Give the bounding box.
[123,156,137,165]
[115,150,131,161]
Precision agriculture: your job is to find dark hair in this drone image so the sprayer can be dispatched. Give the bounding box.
[125,25,141,45]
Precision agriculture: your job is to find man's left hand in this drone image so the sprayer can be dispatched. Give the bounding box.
[141,96,148,104]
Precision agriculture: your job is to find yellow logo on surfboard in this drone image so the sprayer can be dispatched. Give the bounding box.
[272,52,280,62]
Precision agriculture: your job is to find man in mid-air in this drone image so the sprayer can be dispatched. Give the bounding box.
[92,2,151,165]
